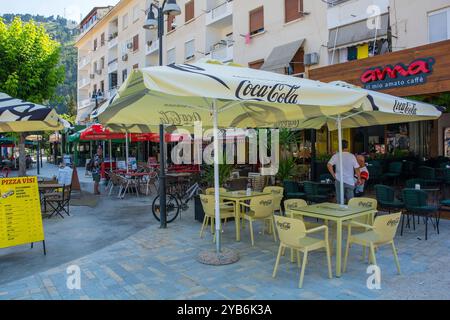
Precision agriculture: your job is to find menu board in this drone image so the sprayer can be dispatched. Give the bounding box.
[0,177,45,249]
[57,167,73,186]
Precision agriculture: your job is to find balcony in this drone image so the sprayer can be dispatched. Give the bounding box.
[146,40,159,55]
[211,44,233,62]
[78,78,90,90]
[205,1,233,27]
[108,58,118,73]
[108,36,118,49]
[78,56,91,70]
[78,98,92,109]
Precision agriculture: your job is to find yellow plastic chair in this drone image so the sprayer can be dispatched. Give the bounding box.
[343,212,401,274]
[346,197,377,226]
[273,215,332,288]
[263,186,284,213]
[205,187,234,212]
[240,195,276,246]
[199,194,235,241]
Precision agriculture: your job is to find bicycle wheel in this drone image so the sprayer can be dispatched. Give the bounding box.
[152,194,180,223]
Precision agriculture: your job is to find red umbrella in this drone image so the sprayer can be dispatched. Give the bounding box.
[80,124,125,141]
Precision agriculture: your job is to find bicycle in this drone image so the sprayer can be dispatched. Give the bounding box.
[152,179,203,223]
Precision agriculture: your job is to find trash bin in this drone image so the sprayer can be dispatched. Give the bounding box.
[194,195,205,223]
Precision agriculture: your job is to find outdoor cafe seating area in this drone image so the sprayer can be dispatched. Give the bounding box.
[191,155,449,288]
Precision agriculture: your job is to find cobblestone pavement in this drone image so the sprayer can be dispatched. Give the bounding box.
[1,188,449,299]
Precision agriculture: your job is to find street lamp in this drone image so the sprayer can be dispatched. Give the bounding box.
[143,0,181,229]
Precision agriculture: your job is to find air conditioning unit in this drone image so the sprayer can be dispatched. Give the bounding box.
[147,40,153,47]
[122,54,128,61]
[304,52,319,66]
[89,74,95,79]
[96,69,102,75]
[127,42,133,50]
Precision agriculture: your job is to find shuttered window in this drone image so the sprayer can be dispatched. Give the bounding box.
[248,59,264,69]
[185,1,195,23]
[185,39,195,61]
[285,0,303,23]
[249,7,264,36]
[167,48,176,65]
[167,15,175,32]
[133,34,139,52]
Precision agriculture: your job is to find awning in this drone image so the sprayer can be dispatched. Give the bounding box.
[261,39,304,72]
[328,14,388,49]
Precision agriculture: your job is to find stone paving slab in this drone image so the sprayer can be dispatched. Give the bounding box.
[1,199,449,300]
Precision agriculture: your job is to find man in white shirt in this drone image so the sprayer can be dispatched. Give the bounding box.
[327,140,361,204]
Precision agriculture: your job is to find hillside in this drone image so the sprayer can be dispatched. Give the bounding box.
[1,14,79,116]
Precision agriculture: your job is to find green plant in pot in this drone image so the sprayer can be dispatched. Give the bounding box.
[202,163,235,188]
[276,157,297,182]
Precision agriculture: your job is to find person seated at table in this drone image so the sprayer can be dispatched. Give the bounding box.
[92,145,103,195]
[354,155,369,197]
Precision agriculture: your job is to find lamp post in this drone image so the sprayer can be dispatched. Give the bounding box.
[144,0,181,229]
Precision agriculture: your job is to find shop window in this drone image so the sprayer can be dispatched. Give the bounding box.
[249,7,264,36]
[185,1,194,23]
[248,59,264,69]
[285,0,303,23]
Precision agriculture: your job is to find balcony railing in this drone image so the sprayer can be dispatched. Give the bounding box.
[78,98,92,109]
[210,43,233,62]
[146,40,159,55]
[78,56,91,70]
[108,36,118,49]
[108,58,118,73]
[206,1,233,26]
[78,78,90,89]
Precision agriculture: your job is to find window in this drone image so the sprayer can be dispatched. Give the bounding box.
[133,5,140,22]
[133,64,139,69]
[100,57,105,69]
[93,61,98,72]
[101,33,105,46]
[249,7,264,36]
[109,72,118,89]
[185,0,194,23]
[122,13,129,30]
[122,69,128,82]
[167,15,176,32]
[285,0,303,23]
[133,34,139,52]
[185,39,195,61]
[167,48,176,65]
[100,81,104,93]
[428,8,450,43]
[93,39,98,51]
[248,59,264,69]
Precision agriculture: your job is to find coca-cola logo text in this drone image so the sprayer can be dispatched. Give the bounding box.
[159,111,201,125]
[393,100,417,115]
[235,80,300,104]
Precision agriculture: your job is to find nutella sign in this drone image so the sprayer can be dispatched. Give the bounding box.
[360,58,435,91]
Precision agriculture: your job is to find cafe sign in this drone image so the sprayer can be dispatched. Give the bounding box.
[360,57,435,90]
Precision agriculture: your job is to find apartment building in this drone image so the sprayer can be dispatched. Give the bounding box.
[75,0,332,124]
[309,0,450,157]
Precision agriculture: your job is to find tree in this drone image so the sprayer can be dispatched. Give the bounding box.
[0,17,64,176]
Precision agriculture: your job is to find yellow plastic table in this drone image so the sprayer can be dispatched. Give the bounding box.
[289,202,373,277]
[220,190,271,241]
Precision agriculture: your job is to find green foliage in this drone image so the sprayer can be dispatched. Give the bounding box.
[0,17,64,103]
[316,153,331,162]
[276,158,297,181]
[409,93,450,113]
[202,161,235,188]
[1,14,78,114]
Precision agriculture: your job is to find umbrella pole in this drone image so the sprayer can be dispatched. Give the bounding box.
[109,140,113,172]
[337,115,345,205]
[126,131,129,173]
[213,100,221,254]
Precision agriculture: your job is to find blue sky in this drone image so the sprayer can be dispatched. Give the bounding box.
[0,0,120,22]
